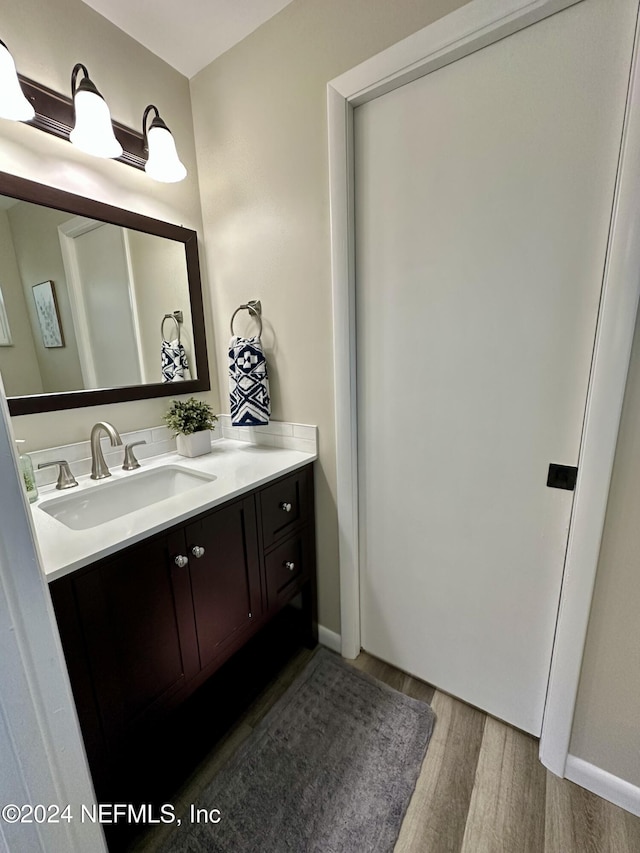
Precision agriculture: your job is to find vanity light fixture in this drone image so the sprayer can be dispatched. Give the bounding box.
[142,105,187,183]
[69,63,123,159]
[0,39,34,121]
[0,46,179,177]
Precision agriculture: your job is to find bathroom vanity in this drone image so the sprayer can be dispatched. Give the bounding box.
[36,441,317,817]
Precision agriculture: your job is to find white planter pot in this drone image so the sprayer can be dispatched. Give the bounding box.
[176,430,211,458]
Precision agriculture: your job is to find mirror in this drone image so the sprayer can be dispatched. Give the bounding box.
[0,172,209,416]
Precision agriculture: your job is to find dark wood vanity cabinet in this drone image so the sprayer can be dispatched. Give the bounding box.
[49,464,316,792]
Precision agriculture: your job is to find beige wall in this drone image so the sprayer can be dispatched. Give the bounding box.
[2,0,219,448]
[569,307,640,786]
[0,210,43,395]
[190,0,467,633]
[7,202,83,393]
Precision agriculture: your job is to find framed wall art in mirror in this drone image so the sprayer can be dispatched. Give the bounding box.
[32,280,64,348]
[0,171,210,415]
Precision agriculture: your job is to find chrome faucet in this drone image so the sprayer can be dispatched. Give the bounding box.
[90,422,123,480]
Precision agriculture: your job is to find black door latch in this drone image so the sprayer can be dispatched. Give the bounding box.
[547,463,578,491]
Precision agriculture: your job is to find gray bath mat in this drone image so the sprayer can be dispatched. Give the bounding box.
[159,648,435,852]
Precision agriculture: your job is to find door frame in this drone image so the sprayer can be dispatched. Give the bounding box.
[327,0,640,775]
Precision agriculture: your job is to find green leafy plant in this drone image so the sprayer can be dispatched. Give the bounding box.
[162,397,218,436]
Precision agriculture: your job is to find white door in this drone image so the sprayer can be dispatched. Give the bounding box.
[59,220,143,388]
[355,0,637,734]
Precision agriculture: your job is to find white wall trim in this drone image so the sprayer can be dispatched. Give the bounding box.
[58,218,98,388]
[540,5,640,776]
[329,0,581,103]
[565,755,640,817]
[318,624,342,654]
[121,230,148,384]
[328,0,640,775]
[328,80,360,660]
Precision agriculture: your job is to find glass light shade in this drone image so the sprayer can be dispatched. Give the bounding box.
[0,42,34,121]
[145,124,187,183]
[70,88,122,159]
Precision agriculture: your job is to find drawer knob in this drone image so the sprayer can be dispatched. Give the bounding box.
[174,555,189,568]
[191,545,205,559]
[280,501,292,513]
[284,561,296,572]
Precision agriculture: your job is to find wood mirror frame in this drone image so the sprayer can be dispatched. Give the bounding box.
[1,171,210,416]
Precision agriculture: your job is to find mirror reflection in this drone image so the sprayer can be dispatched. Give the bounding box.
[0,195,196,397]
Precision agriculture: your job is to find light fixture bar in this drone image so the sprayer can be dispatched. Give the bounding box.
[17,74,146,170]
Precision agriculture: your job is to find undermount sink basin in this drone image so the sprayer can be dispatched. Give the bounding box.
[39,465,216,530]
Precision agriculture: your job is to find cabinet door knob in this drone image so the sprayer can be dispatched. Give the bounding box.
[174,555,189,568]
[280,501,292,513]
[284,561,295,572]
[191,545,205,559]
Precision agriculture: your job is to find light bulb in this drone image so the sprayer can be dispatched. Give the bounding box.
[69,66,122,159]
[0,40,35,122]
[145,123,187,183]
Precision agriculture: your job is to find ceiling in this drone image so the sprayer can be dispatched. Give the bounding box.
[80,0,294,79]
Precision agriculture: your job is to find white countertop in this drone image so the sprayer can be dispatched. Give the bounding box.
[32,439,316,583]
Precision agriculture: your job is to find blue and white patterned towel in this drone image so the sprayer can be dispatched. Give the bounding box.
[229,336,270,426]
[161,339,190,383]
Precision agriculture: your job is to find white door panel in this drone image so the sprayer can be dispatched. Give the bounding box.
[71,223,142,388]
[355,0,637,733]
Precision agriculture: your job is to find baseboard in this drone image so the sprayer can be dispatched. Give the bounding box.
[318,625,342,654]
[565,755,640,817]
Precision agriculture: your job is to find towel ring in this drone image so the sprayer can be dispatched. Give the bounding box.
[230,301,263,337]
[161,313,181,343]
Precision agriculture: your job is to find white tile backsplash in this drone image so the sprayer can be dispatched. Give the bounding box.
[288,437,317,454]
[136,438,177,459]
[222,427,242,441]
[219,417,317,451]
[252,433,277,447]
[257,421,294,437]
[31,418,316,487]
[150,425,174,443]
[293,424,316,441]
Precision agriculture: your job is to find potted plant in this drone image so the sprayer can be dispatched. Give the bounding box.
[163,397,218,458]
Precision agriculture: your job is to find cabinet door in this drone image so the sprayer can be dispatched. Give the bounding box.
[50,576,104,764]
[187,496,261,671]
[73,532,198,742]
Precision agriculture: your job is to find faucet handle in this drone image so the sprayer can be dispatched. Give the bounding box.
[38,460,78,490]
[122,441,147,471]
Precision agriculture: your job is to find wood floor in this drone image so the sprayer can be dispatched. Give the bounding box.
[131,647,640,853]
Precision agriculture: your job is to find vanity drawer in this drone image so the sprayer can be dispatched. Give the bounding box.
[260,468,309,548]
[265,530,307,606]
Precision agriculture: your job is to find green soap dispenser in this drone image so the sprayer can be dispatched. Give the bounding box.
[16,439,38,503]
